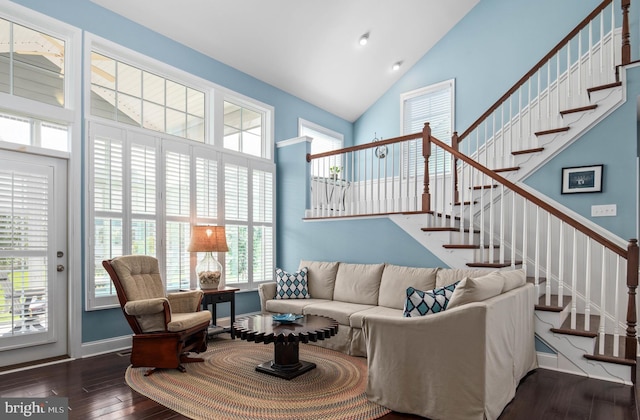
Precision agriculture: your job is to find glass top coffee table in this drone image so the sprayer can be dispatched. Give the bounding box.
[233,314,339,380]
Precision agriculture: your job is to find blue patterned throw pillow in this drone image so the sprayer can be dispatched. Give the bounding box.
[403,282,459,317]
[275,267,310,299]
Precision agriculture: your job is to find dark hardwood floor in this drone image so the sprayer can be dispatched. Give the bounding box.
[0,336,637,420]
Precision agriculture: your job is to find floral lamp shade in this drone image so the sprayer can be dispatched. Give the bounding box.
[187,226,228,290]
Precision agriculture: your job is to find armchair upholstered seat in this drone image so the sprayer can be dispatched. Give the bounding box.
[103,255,211,375]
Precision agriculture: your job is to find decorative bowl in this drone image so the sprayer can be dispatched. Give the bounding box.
[272,313,303,323]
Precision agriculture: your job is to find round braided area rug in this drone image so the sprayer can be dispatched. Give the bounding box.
[125,339,391,420]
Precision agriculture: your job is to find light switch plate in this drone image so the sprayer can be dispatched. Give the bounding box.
[591,204,616,217]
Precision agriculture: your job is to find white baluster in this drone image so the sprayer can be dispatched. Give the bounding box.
[545,212,552,307]
[598,247,606,355]
[558,222,564,307]
[511,192,516,269]
[585,238,591,331]
[588,21,593,89]
[571,230,578,329]
[534,207,541,293]
[556,50,561,126]
[613,255,621,357]
[522,199,528,280]
[567,40,572,110]
[499,185,505,265]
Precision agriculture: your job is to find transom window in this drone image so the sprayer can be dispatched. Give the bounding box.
[224,100,265,158]
[0,18,65,107]
[90,52,206,143]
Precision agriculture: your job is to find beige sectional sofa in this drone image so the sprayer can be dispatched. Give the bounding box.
[257,260,537,420]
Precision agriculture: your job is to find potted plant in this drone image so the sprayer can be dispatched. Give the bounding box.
[329,166,341,180]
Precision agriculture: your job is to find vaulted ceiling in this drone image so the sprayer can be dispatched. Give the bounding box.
[91,0,479,122]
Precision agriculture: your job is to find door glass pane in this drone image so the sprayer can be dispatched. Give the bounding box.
[0,168,50,335]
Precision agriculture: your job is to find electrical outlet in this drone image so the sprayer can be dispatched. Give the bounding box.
[591,204,617,217]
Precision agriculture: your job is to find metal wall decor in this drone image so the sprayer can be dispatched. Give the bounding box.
[373,132,387,159]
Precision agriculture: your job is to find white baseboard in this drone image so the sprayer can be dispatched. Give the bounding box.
[536,351,558,370]
[81,334,132,358]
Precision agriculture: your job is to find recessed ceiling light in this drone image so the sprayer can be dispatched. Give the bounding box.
[359,33,369,46]
[392,61,403,71]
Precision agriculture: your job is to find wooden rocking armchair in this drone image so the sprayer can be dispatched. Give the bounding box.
[102,255,211,376]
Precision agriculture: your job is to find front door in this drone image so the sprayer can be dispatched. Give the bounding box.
[0,151,68,366]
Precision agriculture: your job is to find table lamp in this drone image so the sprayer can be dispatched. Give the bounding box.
[187,225,228,290]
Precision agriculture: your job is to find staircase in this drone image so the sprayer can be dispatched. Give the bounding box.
[305,0,638,385]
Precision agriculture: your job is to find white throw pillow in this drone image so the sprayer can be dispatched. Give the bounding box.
[446,272,505,309]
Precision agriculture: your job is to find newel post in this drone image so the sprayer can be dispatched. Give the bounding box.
[422,123,431,212]
[452,131,459,205]
[622,0,631,65]
[625,238,638,362]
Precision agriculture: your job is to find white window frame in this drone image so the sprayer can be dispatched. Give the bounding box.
[400,79,455,176]
[85,35,275,310]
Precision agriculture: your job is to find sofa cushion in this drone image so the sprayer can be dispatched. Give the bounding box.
[403,283,459,317]
[299,260,339,300]
[266,298,330,314]
[349,305,403,328]
[275,267,310,299]
[499,269,527,293]
[447,271,505,309]
[436,268,490,288]
[333,263,384,305]
[378,264,438,309]
[302,301,374,326]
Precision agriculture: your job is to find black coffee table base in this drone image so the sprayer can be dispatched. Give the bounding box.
[256,341,316,380]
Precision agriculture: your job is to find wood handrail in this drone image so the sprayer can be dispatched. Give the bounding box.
[425,123,628,257]
[457,0,614,142]
[306,132,422,162]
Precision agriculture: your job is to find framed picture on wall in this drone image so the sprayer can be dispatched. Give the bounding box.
[561,164,603,194]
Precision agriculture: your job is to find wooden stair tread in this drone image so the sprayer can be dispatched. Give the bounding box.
[551,313,599,338]
[512,147,544,156]
[443,244,500,249]
[559,104,598,115]
[535,294,570,312]
[493,167,520,173]
[421,226,480,233]
[586,81,622,96]
[466,261,522,268]
[584,335,636,366]
[534,127,570,136]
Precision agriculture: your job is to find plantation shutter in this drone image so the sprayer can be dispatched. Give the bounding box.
[165,148,191,290]
[224,162,249,284]
[0,167,51,331]
[402,81,453,176]
[130,138,157,257]
[92,130,124,297]
[252,169,273,283]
